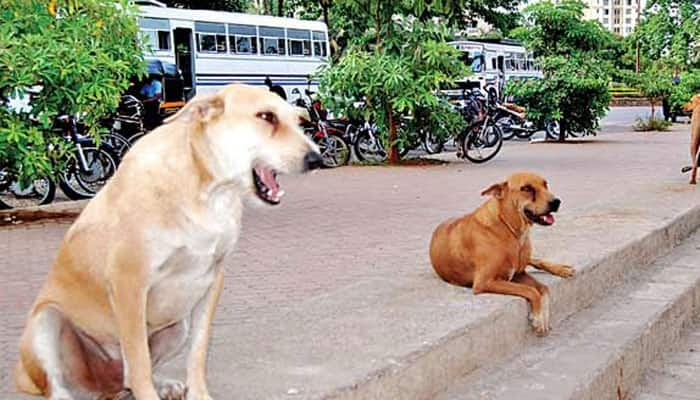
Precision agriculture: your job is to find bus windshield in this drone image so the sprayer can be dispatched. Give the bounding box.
[460,50,484,73]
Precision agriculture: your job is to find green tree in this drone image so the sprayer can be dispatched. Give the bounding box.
[506,0,614,140]
[633,0,700,70]
[0,0,145,182]
[630,0,700,110]
[161,0,250,11]
[318,12,467,163]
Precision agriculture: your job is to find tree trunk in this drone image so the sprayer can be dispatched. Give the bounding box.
[375,0,382,47]
[321,0,331,28]
[277,0,283,16]
[387,104,400,164]
[320,1,334,57]
[650,98,655,120]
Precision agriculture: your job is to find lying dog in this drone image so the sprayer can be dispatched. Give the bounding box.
[15,84,322,400]
[429,172,575,335]
[683,94,700,184]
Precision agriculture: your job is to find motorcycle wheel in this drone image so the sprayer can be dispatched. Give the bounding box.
[515,128,536,139]
[496,116,516,140]
[0,170,56,210]
[102,132,131,160]
[423,130,445,154]
[353,130,387,163]
[59,146,119,200]
[545,119,561,140]
[316,134,350,168]
[462,124,503,164]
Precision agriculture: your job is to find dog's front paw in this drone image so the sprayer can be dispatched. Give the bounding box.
[529,294,550,336]
[155,378,187,400]
[556,265,576,278]
[529,311,549,336]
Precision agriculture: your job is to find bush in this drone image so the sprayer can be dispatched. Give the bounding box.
[0,0,145,182]
[633,116,672,131]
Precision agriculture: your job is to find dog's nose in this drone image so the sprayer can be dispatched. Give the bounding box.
[549,198,561,212]
[304,151,323,171]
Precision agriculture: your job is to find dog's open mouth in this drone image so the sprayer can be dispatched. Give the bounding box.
[524,209,555,226]
[253,165,284,205]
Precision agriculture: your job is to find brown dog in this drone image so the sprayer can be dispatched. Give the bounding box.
[683,94,700,184]
[429,172,575,335]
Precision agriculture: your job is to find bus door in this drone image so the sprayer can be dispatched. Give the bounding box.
[172,23,196,99]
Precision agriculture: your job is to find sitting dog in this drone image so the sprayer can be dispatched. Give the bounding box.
[15,84,322,400]
[429,172,575,335]
[683,94,700,184]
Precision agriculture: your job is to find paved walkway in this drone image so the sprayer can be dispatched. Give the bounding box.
[1,124,697,398]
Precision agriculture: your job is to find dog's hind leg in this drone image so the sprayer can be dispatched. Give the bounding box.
[690,151,698,184]
[529,258,576,278]
[19,304,93,400]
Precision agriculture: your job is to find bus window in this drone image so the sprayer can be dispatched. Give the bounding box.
[259,26,286,56]
[138,17,171,51]
[517,55,526,70]
[491,58,497,70]
[460,50,484,73]
[195,22,227,53]
[504,52,514,71]
[312,31,328,57]
[228,24,257,55]
[288,29,311,56]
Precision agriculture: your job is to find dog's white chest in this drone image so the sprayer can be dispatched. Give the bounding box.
[146,219,239,329]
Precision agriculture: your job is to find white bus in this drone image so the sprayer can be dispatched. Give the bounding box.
[448,38,542,99]
[135,1,330,100]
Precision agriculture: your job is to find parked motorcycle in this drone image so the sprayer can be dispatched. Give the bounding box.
[453,89,504,163]
[291,88,351,168]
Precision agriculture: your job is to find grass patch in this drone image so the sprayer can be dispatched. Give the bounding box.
[633,116,672,132]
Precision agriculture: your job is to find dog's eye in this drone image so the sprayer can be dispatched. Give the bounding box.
[256,111,278,126]
[521,185,534,193]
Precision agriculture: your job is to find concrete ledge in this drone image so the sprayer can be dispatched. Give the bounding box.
[177,183,700,400]
[436,231,700,400]
[0,200,86,227]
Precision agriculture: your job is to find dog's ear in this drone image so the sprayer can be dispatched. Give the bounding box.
[164,94,224,124]
[683,94,700,113]
[481,181,507,199]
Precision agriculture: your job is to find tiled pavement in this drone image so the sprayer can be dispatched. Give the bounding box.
[1,125,696,399]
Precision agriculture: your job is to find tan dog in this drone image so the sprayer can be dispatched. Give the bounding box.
[429,172,575,335]
[15,84,322,400]
[683,94,700,184]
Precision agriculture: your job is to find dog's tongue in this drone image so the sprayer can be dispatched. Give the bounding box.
[255,166,281,197]
[543,214,555,225]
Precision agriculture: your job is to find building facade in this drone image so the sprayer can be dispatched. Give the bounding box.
[587,0,647,36]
